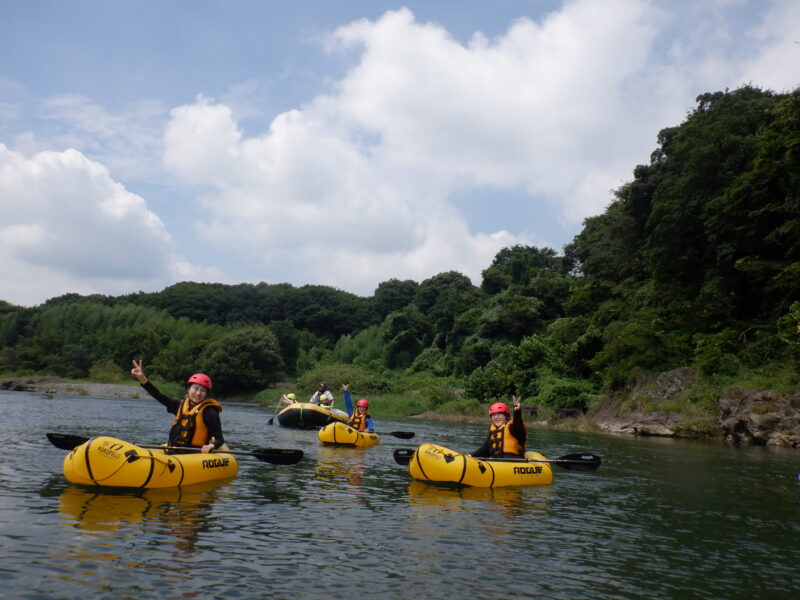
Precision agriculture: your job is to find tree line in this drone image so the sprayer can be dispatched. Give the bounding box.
[2,85,798,409]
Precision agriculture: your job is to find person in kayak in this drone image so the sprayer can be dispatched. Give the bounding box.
[279,392,297,405]
[341,384,374,432]
[131,359,226,453]
[471,395,527,458]
[309,381,334,408]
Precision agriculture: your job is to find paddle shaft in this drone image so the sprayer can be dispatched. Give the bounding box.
[136,444,290,458]
[46,433,303,465]
[267,400,282,425]
[385,431,415,439]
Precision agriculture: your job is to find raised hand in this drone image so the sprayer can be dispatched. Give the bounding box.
[131,359,147,383]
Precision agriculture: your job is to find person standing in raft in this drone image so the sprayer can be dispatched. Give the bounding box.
[341,384,374,433]
[471,395,527,458]
[131,359,226,453]
[309,382,334,408]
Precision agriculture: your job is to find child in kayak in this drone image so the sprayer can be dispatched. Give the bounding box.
[279,392,297,405]
[131,359,226,453]
[342,384,374,433]
[471,395,527,458]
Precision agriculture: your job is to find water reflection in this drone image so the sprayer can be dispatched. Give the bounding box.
[406,479,521,507]
[58,479,232,555]
[314,445,367,488]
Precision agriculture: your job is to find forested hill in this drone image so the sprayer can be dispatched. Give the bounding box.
[2,86,799,404]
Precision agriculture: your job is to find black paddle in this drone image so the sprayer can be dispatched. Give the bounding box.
[267,401,282,425]
[392,448,601,472]
[384,431,415,439]
[46,433,304,465]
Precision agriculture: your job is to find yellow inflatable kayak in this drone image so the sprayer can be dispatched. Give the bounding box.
[63,436,238,488]
[318,422,380,448]
[277,402,349,429]
[405,442,554,487]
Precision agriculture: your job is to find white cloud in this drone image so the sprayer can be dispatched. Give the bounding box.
[739,0,800,91]
[0,144,215,306]
[12,94,168,183]
[161,1,673,293]
[3,0,798,305]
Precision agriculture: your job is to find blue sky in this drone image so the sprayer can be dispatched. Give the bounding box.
[1,0,798,306]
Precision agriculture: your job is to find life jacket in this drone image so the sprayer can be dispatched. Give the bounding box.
[311,391,333,407]
[170,397,222,447]
[348,410,371,431]
[487,419,525,457]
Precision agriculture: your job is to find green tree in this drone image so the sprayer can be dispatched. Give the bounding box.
[371,278,418,320]
[199,326,285,393]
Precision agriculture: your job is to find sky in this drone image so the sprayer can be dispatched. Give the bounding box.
[1,0,798,307]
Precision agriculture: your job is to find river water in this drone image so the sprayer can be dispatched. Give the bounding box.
[1,390,798,599]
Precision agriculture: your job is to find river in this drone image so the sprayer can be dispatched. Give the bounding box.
[1,390,798,599]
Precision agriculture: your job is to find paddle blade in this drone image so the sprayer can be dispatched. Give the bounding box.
[554,453,602,472]
[387,431,415,439]
[393,448,415,465]
[47,432,89,450]
[252,448,304,465]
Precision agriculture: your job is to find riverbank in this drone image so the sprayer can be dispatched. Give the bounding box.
[1,377,152,400]
[5,370,800,447]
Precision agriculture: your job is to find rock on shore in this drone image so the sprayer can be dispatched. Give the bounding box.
[595,368,800,447]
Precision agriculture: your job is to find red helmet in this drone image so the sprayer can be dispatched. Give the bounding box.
[187,373,212,390]
[489,402,510,415]
[357,399,369,408]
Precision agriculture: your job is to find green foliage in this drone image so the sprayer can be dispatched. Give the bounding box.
[371,279,418,320]
[88,359,127,383]
[418,383,463,409]
[408,347,450,376]
[776,301,800,363]
[413,271,482,343]
[296,363,389,398]
[366,392,429,417]
[384,305,430,369]
[590,318,683,389]
[199,326,285,394]
[531,373,596,411]
[464,362,515,401]
[693,328,743,376]
[435,397,485,417]
[330,323,389,370]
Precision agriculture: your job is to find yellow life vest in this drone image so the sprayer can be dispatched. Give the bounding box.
[170,398,222,447]
[487,419,525,457]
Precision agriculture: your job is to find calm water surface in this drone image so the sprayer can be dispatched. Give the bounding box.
[1,390,798,599]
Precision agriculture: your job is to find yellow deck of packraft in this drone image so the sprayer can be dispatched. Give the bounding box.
[318,422,380,448]
[63,436,238,488]
[407,442,553,487]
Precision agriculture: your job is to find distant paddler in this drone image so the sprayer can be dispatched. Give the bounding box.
[309,381,335,408]
[342,384,374,433]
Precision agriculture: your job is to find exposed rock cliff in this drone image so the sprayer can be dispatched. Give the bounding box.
[595,368,800,447]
